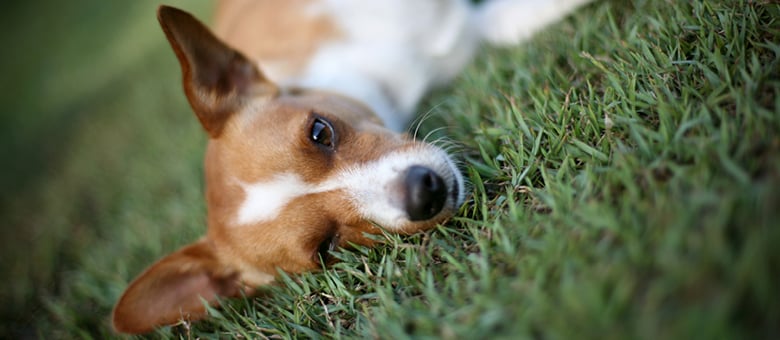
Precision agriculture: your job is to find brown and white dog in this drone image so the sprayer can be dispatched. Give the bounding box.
[112,0,591,334]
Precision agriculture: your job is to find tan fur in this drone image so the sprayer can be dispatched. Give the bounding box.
[204,91,408,282]
[213,0,342,80]
[113,6,448,334]
[114,0,593,333]
[112,239,244,334]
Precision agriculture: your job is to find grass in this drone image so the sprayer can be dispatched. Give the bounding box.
[1,0,778,338]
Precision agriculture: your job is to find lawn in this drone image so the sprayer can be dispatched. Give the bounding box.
[0,0,777,338]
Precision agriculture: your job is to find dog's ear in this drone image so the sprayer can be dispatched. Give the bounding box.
[157,5,278,137]
[112,239,246,334]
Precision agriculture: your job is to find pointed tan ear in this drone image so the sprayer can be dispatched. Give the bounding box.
[112,239,245,334]
[157,5,278,137]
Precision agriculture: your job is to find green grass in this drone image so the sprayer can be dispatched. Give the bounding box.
[1,0,778,338]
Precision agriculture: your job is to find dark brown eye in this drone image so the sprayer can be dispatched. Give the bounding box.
[310,118,334,148]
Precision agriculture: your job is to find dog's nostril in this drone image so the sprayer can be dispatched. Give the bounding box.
[404,165,447,221]
[422,172,436,189]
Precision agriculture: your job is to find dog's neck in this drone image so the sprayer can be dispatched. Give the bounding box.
[214,0,478,132]
[290,65,428,132]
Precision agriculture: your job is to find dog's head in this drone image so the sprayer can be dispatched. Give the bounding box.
[112,6,464,334]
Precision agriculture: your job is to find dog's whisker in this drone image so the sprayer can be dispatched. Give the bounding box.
[410,101,447,141]
[422,126,450,144]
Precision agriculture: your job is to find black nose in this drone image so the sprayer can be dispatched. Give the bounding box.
[404,165,448,221]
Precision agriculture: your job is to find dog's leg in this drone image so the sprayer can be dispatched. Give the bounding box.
[477,0,593,46]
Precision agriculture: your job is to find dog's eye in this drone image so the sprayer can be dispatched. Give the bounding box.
[315,233,339,265]
[310,118,335,148]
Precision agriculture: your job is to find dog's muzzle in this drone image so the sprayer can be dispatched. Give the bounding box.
[403,165,448,221]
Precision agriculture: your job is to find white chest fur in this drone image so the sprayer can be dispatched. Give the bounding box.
[271,0,479,132]
[253,0,592,131]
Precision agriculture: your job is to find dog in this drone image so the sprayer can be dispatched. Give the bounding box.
[112,0,591,334]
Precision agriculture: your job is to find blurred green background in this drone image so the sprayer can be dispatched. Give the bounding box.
[0,1,213,336]
[1,1,778,338]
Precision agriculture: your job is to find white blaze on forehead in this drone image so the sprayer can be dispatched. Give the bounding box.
[234,146,463,229]
[236,173,315,225]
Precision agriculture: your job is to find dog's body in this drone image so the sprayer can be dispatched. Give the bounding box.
[112,0,591,334]
[212,0,590,131]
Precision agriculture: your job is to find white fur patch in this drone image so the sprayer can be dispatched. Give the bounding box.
[234,147,464,230]
[239,268,275,287]
[291,0,477,132]
[333,148,464,229]
[477,0,593,45]
[263,0,589,131]
[236,173,313,225]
